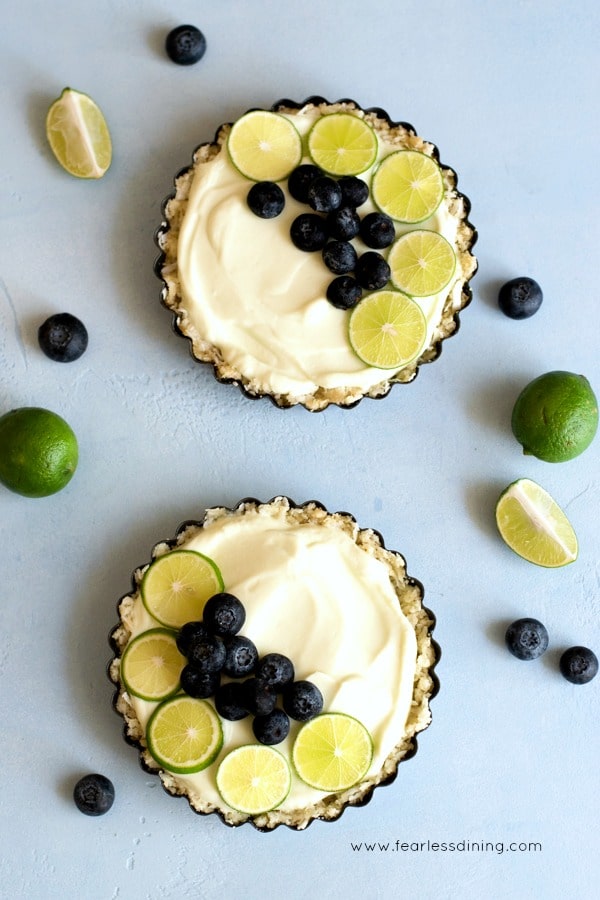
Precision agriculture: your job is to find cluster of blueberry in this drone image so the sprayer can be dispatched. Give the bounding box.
[246,164,396,310]
[505,618,598,684]
[176,592,324,744]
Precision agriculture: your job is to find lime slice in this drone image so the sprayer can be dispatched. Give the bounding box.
[216,745,291,815]
[146,696,223,774]
[307,113,378,176]
[227,111,302,182]
[120,628,185,701]
[495,478,578,568]
[348,290,427,369]
[46,87,112,179]
[371,150,444,223]
[141,549,224,629]
[388,229,456,297]
[292,713,373,793]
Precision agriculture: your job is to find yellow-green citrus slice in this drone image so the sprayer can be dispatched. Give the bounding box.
[146,696,223,774]
[216,745,291,815]
[227,111,302,182]
[495,478,578,568]
[292,713,373,793]
[388,229,456,297]
[141,549,224,629]
[307,113,378,176]
[46,87,112,179]
[371,150,444,223]
[348,290,427,369]
[120,628,185,701]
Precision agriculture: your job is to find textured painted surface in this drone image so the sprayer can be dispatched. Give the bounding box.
[1,2,599,898]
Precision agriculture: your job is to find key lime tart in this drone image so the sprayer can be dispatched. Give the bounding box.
[108,497,439,830]
[155,97,477,410]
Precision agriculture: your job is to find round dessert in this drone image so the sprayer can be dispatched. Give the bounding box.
[108,497,439,830]
[155,97,477,411]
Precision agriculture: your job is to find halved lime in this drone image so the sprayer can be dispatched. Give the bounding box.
[46,87,112,179]
[495,478,578,568]
[307,113,378,176]
[388,229,456,297]
[120,628,185,701]
[141,549,224,629]
[146,696,223,774]
[216,745,291,815]
[348,290,427,370]
[371,150,444,223]
[227,111,302,182]
[292,713,373,793]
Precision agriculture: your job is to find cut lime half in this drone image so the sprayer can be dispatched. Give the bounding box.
[292,713,373,793]
[46,87,112,179]
[495,478,578,568]
[371,150,444,223]
[227,111,302,182]
[146,696,223,774]
[141,549,224,629]
[120,628,185,701]
[348,290,427,370]
[216,745,291,815]
[388,229,456,297]
[307,113,378,176]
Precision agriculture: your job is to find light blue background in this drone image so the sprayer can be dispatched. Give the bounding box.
[1,2,598,898]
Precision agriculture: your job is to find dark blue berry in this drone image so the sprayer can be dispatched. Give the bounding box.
[252,708,290,745]
[559,646,598,684]
[165,25,207,65]
[290,214,328,251]
[307,176,343,213]
[282,680,324,721]
[203,592,246,636]
[242,678,277,716]
[355,252,390,290]
[327,206,361,241]
[505,618,549,660]
[247,182,285,219]
[360,212,396,249]
[326,275,362,309]
[223,634,259,678]
[176,620,208,656]
[215,681,249,720]
[338,175,369,208]
[186,633,226,673]
[322,241,358,275]
[288,165,322,203]
[256,653,294,689]
[498,277,543,319]
[180,664,220,698]
[38,313,88,363]
[73,774,115,816]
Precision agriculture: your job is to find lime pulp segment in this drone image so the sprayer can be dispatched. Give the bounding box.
[388,229,456,297]
[227,111,302,182]
[292,713,373,793]
[348,290,427,370]
[120,628,185,701]
[307,112,378,176]
[146,696,223,774]
[46,87,112,179]
[371,150,444,223]
[216,744,292,815]
[141,549,224,629]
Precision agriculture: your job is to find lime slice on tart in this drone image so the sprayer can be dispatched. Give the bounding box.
[141,549,224,629]
[348,290,427,369]
[227,111,302,182]
[216,745,291,815]
[120,628,185,701]
[495,478,578,568]
[307,113,378,176]
[371,150,444,223]
[46,87,112,179]
[292,713,373,793]
[146,696,223,774]
[388,229,456,297]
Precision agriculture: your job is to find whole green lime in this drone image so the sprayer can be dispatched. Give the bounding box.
[0,407,78,497]
[511,371,598,462]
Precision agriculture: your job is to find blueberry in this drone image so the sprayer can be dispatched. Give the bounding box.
[290,214,328,252]
[256,652,295,689]
[326,275,362,310]
[223,635,259,678]
[176,620,208,656]
[498,277,543,319]
[326,206,360,241]
[252,708,290,745]
[246,182,285,219]
[307,176,343,213]
[505,618,549,660]
[165,25,207,65]
[38,313,88,363]
[322,241,358,275]
[180,664,220,698]
[215,681,249,720]
[186,633,226,673]
[355,252,391,290]
[73,774,115,816]
[203,592,246,636]
[282,680,324,721]
[242,678,277,716]
[338,175,369,208]
[360,212,396,249]
[288,164,322,203]
[559,646,598,684]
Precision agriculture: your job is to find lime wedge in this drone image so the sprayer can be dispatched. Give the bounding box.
[120,628,185,702]
[495,478,578,568]
[388,229,456,297]
[307,113,378,176]
[146,696,223,774]
[227,111,302,182]
[371,150,444,223]
[348,290,427,369]
[292,713,373,793]
[46,87,112,179]
[216,745,291,815]
[141,549,224,629]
